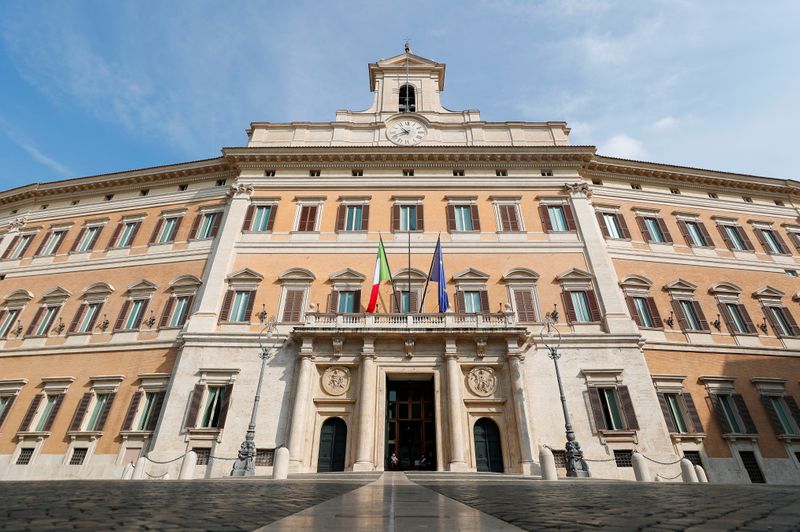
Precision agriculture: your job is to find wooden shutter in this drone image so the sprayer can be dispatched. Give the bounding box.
[781,307,800,336]
[25,306,44,336]
[114,300,131,331]
[502,205,520,232]
[391,205,401,232]
[353,289,362,312]
[615,213,631,239]
[409,290,419,314]
[595,212,609,238]
[86,303,102,331]
[209,213,222,238]
[1,235,19,259]
[69,228,86,253]
[127,222,142,247]
[159,297,175,328]
[446,205,457,232]
[789,232,800,251]
[625,296,641,326]
[656,218,672,243]
[455,290,465,313]
[772,231,791,254]
[498,205,511,231]
[697,221,713,247]
[266,205,277,231]
[243,290,256,321]
[121,391,143,431]
[671,300,688,331]
[216,384,233,428]
[646,297,663,328]
[479,290,490,314]
[415,204,424,231]
[335,205,346,231]
[132,299,148,329]
[68,304,86,334]
[732,393,758,434]
[587,387,608,431]
[18,394,44,432]
[41,393,64,431]
[763,304,782,336]
[513,289,536,322]
[784,395,800,428]
[718,302,735,334]
[298,206,317,232]
[50,231,65,255]
[94,392,116,431]
[657,393,677,432]
[87,226,102,251]
[180,296,194,326]
[761,395,786,436]
[18,235,34,257]
[218,290,234,322]
[738,304,757,334]
[709,394,732,434]
[636,216,651,242]
[328,290,339,313]
[185,384,205,429]
[586,290,602,322]
[69,392,94,432]
[539,205,552,232]
[561,291,577,323]
[34,231,51,256]
[148,219,164,244]
[691,300,710,331]
[676,219,692,246]
[361,205,370,231]
[242,205,255,231]
[282,289,304,322]
[189,214,202,239]
[169,216,183,242]
[0,394,16,429]
[617,385,639,430]
[682,392,704,433]
[146,391,166,431]
[106,223,123,249]
[470,204,481,231]
[563,204,577,231]
[717,225,734,250]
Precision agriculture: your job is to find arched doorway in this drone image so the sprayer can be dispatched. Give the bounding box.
[317,417,347,472]
[473,417,503,473]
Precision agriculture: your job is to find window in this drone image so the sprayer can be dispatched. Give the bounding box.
[281,289,306,322]
[76,303,101,334]
[540,204,574,232]
[154,217,181,244]
[762,395,800,436]
[249,206,274,232]
[34,306,59,336]
[739,451,765,483]
[195,213,220,240]
[296,205,318,232]
[636,216,672,244]
[463,291,483,313]
[495,169,507,177]
[786,270,798,277]
[396,204,419,232]
[588,385,638,432]
[540,170,554,177]
[137,391,165,431]
[104,195,114,201]
[140,189,149,197]
[561,285,601,324]
[571,292,592,322]
[115,222,140,248]
[402,169,414,177]
[337,290,358,313]
[229,291,252,322]
[449,205,478,232]
[715,394,743,433]
[200,386,226,428]
[676,299,705,331]
[265,170,276,177]
[742,196,753,203]
[683,451,702,467]
[178,184,188,191]
[453,169,465,177]
[73,226,102,253]
[670,188,681,195]
[630,183,641,190]
[343,205,364,231]
[0,309,20,338]
[664,393,689,432]
[215,179,227,187]
[551,450,566,468]
[679,220,711,247]
[597,211,630,240]
[84,394,109,431]
[708,192,718,199]
[16,448,34,465]
[497,204,521,232]
[167,296,192,328]
[38,230,66,256]
[591,179,603,185]
[351,169,363,177]
[765,305,799,337]
[756,228,789,255]
[399,84,415,112]
[631,297,655,328]
[511,287,538,323]
[69,448,88,465]
[718,224,752,252]
[613,450,633,468]
[0,395,13,426]
[194,448,211,465]
[71,200,79,206]
[775,200,785,206]
[124,299,147,330]
[309,170,321,177]
[4,234,34,259]
[255,449,274,466]
[35,395,59,431]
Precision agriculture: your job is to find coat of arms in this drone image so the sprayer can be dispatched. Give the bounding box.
[321,366,351,396]
[467,367,497,397]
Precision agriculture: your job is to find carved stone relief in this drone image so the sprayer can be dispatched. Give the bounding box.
[321,366,351,396]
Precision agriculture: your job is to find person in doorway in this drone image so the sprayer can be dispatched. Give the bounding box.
[419,454,428,469]
[390,452,399,471]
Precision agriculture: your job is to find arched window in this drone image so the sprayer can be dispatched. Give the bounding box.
[399,84,416,113]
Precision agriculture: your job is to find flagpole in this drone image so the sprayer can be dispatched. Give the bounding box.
[382,235,403,314]
[418,234,439,313]
[407,223,411,314]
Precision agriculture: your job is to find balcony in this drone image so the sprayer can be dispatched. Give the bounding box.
[300,311,520,332]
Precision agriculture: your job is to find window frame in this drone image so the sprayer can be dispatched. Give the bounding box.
[492,198,524,233]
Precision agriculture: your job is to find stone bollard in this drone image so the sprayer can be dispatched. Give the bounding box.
[539,446,558,481]
[680,458,698,483]
[695,464,709,483]
[631,452,651,482]
[272,447,290,480]
[179,451,198,480]
[122,463,134,480]
[132,456,147,480]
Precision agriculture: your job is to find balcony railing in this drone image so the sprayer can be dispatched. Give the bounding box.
[302,311,518,329]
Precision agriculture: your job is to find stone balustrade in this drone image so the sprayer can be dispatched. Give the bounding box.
[302,311,518,330]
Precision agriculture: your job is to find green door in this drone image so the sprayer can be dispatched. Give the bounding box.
[317,417,347,472]
[474,418,503,473]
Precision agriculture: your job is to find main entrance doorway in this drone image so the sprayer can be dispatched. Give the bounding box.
[385,378,436,471]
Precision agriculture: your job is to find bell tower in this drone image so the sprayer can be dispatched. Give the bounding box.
[366,45,449,115]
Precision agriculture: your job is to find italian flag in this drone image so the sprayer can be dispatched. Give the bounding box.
[367,238,392,313]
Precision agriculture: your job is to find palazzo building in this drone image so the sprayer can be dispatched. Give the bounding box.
[1,50,800,484]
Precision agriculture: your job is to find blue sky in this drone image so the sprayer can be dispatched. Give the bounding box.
[1,1,799,190]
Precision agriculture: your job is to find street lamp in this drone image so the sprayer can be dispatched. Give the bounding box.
[540,312,590,478]
[231,314,278,476]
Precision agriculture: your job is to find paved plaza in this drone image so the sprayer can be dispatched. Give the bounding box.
[0,472,799,530]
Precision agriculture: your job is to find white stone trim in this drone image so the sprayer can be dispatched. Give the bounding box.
[89,375,125,393]
[41,376,76,394]
[0,378,27,395]
[580,368,624,386]
[197,368,240,385]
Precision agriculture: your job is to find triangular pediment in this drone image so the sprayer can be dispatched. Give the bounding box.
[708,282,741,295]
[556,268,594,282]
[664,279,697,292]
[4,289,33,303]
[127,279,158,293]
[453,268,490,282]
[226,268,264,283]
[329,268,366,283]
[369,51,446,91]
[753,285,785,299]
[42,287,72,300]
[502,268,540,283]
[619,275,652,289]
[376,52,440,68]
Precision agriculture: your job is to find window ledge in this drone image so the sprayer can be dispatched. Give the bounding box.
[722,433,759,442]
[242,230,273,235]
[16,431,51,440]
[597,429,638,444]
[67,430,104,440]
[670,432,706,443]
[186,427,223,442]
[777,434,800,443]
[119,430,154,438]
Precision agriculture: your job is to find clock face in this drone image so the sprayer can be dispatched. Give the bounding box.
[387,119,427,145]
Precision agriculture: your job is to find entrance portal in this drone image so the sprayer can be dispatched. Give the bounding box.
[317,417,347,472]
[385,378,436,471]
[474,417,503,473]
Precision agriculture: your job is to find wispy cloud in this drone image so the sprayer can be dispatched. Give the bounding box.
[599,134,648,160]
[652,116,678,130]
[0,117,71,177]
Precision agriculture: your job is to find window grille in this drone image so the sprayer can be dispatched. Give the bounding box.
[551,450,566,468]
[16,448,34,465]
[613,450,633,468]
[682,451,702,467]
[193,448,211,465]
[255,449,274,466]
[70,448,88,465]
[738,451,765,483]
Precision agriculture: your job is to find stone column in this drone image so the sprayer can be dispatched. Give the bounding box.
[445,337,468,471]
[565,183,638,335]
[507,349,536,475]
[287,339,315,470]
[186,182,254,333]
[353,337,377,471]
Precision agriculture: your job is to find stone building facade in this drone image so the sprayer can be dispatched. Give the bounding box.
[1,51,799,483]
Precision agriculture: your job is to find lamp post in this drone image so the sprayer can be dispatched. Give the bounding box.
[540,313,590,478]
[231,313,277,476]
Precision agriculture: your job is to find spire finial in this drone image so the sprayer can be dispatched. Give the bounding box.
[404,40,411,54]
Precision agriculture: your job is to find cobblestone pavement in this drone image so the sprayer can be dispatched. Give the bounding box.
[1,474,800,531]
[413,476,800,531]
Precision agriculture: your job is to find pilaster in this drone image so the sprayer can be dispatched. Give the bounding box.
[444,336,468,472]
[287,337,315,470]
[506,337,536,475]
[353,336,377,471]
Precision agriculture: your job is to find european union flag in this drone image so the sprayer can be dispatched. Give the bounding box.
[428,237,449,313]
